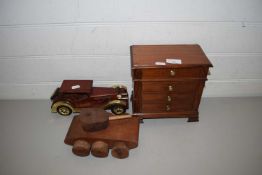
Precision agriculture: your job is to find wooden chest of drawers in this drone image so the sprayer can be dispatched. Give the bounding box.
[131,45,213,122]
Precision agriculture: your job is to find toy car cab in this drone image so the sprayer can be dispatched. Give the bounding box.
[51,80,129,116]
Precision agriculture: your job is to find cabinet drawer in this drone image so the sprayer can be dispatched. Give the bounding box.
[142,81,198,94]
[142,93,194,104]
[139,67,204,79]
[142,100,194,113]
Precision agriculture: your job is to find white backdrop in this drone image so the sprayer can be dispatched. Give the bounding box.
[0,0,262,99]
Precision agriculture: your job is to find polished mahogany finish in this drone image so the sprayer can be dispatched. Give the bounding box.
[50,80,129,116]
[60,80,93,94]
[131,44,213,121]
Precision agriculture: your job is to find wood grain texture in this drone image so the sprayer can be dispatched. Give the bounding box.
[91,141,109,158]
[131,45,212,120]
[131,45,212,67]
[111,142,129,159]
[79,108,109,132]
[64,115,140,149]
[72,140,91,157]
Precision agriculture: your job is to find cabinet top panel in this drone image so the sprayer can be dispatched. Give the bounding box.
[131,45,213,68]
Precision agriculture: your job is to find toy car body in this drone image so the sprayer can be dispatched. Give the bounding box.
[51,80,129,116]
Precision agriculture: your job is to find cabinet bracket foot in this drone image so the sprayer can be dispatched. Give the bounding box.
[187,117,199,122]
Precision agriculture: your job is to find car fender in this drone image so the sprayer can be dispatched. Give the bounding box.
[104,100,127,110]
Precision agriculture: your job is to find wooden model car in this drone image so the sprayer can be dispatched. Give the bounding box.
[51,80,129,116]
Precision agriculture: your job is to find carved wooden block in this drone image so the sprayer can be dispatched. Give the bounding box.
[79,108,109,132]
[64,114,140,159]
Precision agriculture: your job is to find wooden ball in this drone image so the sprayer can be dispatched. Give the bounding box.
[111,142,129,159]
[91,141,109,158]
[72,140,91,157]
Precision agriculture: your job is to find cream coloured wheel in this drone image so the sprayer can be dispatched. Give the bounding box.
[57,105,72,116]
[111,105,126,115]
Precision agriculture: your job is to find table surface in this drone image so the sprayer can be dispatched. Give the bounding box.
[0,97,262,175]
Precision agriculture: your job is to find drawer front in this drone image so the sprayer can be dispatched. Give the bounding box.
[142,93,194,104]
[140,67,204,79]
[142,81,198,94]
[142,100,194,113]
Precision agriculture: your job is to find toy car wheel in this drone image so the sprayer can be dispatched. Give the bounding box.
[57,105,72,116]
[111,105,126,115]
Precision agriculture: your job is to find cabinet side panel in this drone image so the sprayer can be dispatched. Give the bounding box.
[132,81,142,113]
[193,80,207,110]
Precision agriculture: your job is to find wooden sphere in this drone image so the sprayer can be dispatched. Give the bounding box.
[72,140,91,157]
[111,142,129,159]
[91,141,109,158]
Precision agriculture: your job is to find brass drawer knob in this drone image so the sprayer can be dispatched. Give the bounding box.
[170,69,176,76]
[167,96,172,102]
[166,105,171,111]
[168,85,173,91]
